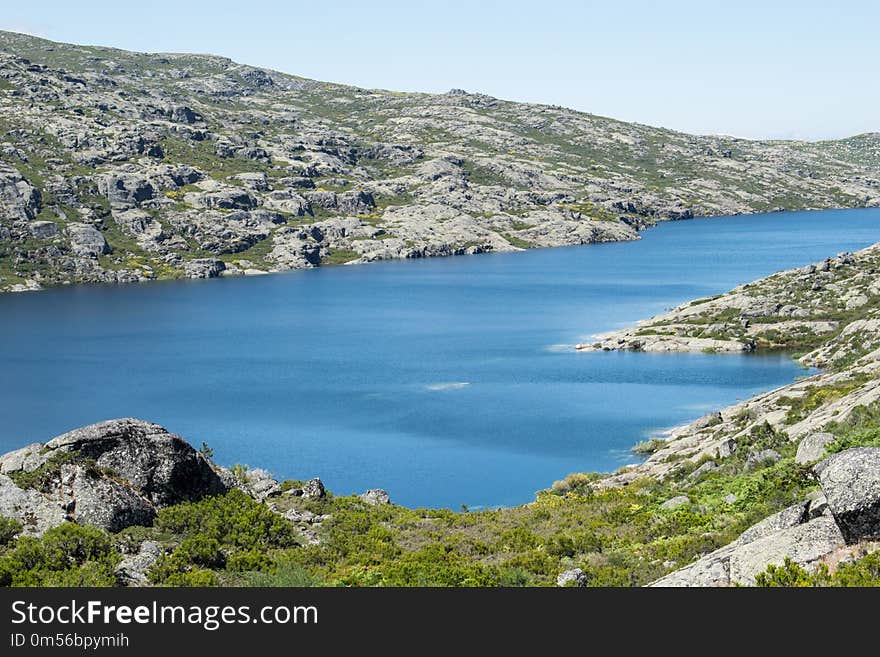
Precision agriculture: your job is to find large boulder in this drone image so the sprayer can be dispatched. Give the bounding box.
[43,419,228,506]
[651,446,880,586]
[66,223,109,257]
[97,173,155,207]
[0,474,66,535]
[815,447,880,542]
[0,419,230,536]
[796,433,835,465]
[65,464,157,532]
[184,258,226,279]
[727,516,845,585]
[0,164,42,220]
[650,509,844,587]
[360,489,391,506]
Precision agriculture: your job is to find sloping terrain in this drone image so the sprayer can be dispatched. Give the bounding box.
[1,30,879,292]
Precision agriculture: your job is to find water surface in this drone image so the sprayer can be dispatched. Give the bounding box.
[1,208,879,507]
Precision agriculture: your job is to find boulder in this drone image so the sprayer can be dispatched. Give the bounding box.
[727,516,845,585]
[0,419,230,536]
[286,477,326,499]
[650,507,843,587]
[716,438,737,458]
[556,568,588,587]
[65,464,157,532]
[795,433,835,464]
[736,501,807,545]
[231,172,269,191]
[188,188,257,210]
[97,173,155,207]
[167,105,201,124]
[0,474,66,536]
[184,258,225,279]
[66,223,109,257]
[744,449,780,471]
[660,495,689,511]
[688,460,717,480]
[360,489,391,506]
[242,468,281,501]
[29,220,58,239]
[112,208,163,240]
[115,540,162,586]
[301,478,326,499]
[42,418,228,506]
[0,164,42,220]
[691,411,723,431]
[815,447,880,542]
[336,190,375,215]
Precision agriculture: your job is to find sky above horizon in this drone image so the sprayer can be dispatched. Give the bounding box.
[2,1,877,141]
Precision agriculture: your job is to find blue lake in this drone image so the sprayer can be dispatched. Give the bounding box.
[1,208,879,508]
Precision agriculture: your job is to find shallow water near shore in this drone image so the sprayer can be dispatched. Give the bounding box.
[2,208,880,508]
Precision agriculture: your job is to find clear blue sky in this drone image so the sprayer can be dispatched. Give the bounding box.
[3,0,877,140]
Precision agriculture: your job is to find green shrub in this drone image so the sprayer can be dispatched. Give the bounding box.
[147,489,299,585]
[235,554,324,586]
[226,548,271,573]
[0,517,23,546]
[755,558,818,587]
[177,536,225,569]
[827,427,880,454]
[0,523,119,587]
[163,568,219,587]
[155,488,298,550]
[830,552,880,586]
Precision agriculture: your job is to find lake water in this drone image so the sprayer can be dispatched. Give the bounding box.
[1,208,879,508]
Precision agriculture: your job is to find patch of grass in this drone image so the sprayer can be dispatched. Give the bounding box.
[499,233,532,249]
[321,248,360,265]
[778,374,870,424]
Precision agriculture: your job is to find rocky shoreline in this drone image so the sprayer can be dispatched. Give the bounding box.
[2,29,880,294]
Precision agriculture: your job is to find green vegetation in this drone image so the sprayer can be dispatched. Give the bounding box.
[321,248,360,265]
[631,438,667,455]
[144,489,299,586]
[4,401,880,587]
[0,517,22,546]
[500,233,533,249]
[756,554,880,587]
[778,374,870,424]
[461,160,512,188]
[0,524,119,587]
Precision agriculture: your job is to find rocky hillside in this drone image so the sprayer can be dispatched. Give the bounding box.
[1,30,879,293]
[579,243,880,363]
